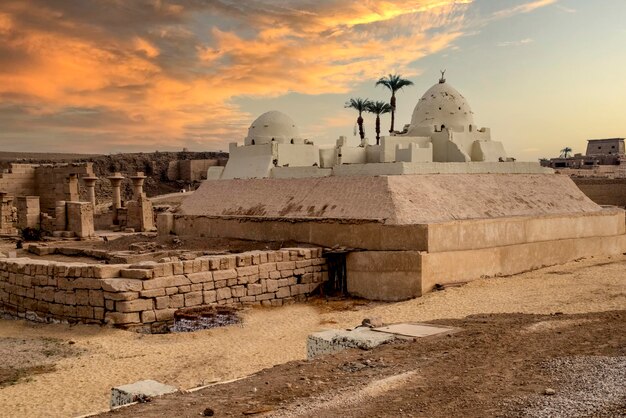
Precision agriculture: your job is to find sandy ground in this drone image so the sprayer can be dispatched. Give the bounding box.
[0,254,625,417]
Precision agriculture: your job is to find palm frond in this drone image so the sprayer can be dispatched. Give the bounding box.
[366,101,392,115]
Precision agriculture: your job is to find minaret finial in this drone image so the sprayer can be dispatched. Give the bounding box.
[439,69,446,84]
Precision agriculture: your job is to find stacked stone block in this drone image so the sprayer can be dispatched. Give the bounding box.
[16,196,40,229]
[0,248,328,331]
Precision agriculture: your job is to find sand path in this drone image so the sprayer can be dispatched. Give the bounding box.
[0,255,625,417]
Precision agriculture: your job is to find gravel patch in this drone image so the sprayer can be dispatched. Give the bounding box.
[507,356,626,417]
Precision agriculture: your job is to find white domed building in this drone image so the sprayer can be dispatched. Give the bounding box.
[397,73,507,162]
[212,74,540,180]
[218,110,320,180]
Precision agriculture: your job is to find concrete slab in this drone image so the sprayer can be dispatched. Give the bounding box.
[372,323,456,338]
[110,380,178,409]
[307,327,397,360]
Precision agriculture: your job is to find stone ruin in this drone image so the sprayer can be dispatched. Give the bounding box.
[0,163,155,238]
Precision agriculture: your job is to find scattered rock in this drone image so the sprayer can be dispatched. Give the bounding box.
[362,317,384,328]
[544,388,556,396]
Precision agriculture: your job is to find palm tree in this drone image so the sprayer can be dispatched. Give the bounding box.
[366,101,392,145]
[560,147,573,158]
[345,98,372,142]
[375,74,414,133]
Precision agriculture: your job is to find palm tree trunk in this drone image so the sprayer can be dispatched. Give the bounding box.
[389,94,396,133]
[376,115,381,145]
[357,114,365,141]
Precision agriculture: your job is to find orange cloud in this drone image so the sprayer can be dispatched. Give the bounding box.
[0,0,555,152]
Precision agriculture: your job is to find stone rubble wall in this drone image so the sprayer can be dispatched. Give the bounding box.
[0,248,328,332]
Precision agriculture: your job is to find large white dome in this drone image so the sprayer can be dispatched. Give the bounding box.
[408,78,475,133]
[244,111,301,145]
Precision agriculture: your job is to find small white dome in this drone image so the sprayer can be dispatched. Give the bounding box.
[244,111,301,145]
[408,78,474,133]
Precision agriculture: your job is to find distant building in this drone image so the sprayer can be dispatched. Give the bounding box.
[541,138,625,169]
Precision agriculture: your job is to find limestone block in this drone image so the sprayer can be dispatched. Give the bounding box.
[236,265,258,276]
[306,328,396,360]
[142,275,190,290]
[155,308,177,321]
[120,269,153,280]
[116,299,154,313]
[187,271,213,284]
[276,287,291,299]
[103,291,140,301]
[247,283,262,296]
[105,311,141,325]
[141,310,156,323]
[184,291,202,307]
[216,287,231,300]
[101,278,143,292]
[66,201,95,238]
[203,290,217,303]
[140,288,166,298]
[169,294,184,308]
[213,269,237,281]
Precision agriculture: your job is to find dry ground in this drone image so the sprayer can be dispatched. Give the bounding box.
[0,255,625,417]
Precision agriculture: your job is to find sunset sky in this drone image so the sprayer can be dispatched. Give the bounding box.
[0,0,624,160]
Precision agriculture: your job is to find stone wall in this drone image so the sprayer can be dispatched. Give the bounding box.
[0,248,327,332]
[572,178,626,207]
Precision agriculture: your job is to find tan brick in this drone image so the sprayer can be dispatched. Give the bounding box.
[142,275,190,290]
[259,263,277,274]
[190,283,203,292]
[276,287,291,299]
[89,290,104,307]
[247,283,263,296]
[120,269,153,280]
[184,291,203,307]
[172,262,184,275]
[231,285,246,298]
[141,310,156,323]
[236,265,258,276]
[75,289,89,305]
[203,290,216,303]
[216,287,231,300]
[103,291,139,301]
[116,299,154,312]
[94,307,105,320]
[277,261,296,270]
[178,285,191,293]
[187,271,213,284]
[269,271,281,279]
[155,296,169,310]
[183,260,194,274]
[213,269,237,281]
[105,312,140,325]
[256,293,274,301]
[140,288,166,298]
[169,294,184,308]
[266,280,279,293]
[154,308,176,321]
[105,300,115,310]
[77,305,94,318]
[101,278,143,293]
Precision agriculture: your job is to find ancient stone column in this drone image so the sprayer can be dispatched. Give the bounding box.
[107,172,125,209]
[129,172,147,199]
[82,176,98,208]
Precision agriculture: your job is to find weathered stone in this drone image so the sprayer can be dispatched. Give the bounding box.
[247,283,263,296]
[120,269,153,280]
[187,271,213,284]
[105,312,140,325]
[101,278,143,293]
[103,291,139,301]
[142,275,190,290]
[216,287,231,300]
[184,291,203,307]
[116,299,154,313]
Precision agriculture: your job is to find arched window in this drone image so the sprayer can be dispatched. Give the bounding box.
[290,139,294,144]
[251,139,255,145]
